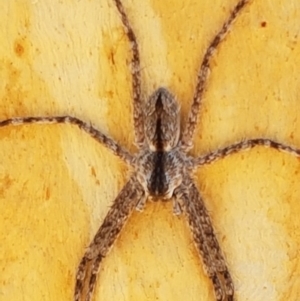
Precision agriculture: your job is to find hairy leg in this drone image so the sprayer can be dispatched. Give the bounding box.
[0,116,133,164]
[175,177,233,301]
[113,0,144,147]
[182,0,250,149]
[74,176,144,301]
[193,138,300,167]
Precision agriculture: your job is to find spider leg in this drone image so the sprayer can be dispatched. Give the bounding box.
[113,0,144,147]
[0,116,133,164]
[74,175,144,301]
[182,0,250,149]
[193,138,300,167]
[174,177,233,301]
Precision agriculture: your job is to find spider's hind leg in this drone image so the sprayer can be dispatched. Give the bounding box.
[113,0,145,147]
[182,0,250,149]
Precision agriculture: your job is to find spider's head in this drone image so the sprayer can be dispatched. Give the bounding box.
[136,150,184,200]
[144,88,180,152]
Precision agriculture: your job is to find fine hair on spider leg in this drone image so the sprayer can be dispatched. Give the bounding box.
[2,0,300,301]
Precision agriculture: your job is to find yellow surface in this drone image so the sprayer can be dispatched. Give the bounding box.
[0,0,300,300]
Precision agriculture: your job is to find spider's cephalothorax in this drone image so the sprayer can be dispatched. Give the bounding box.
[2,0,300,300]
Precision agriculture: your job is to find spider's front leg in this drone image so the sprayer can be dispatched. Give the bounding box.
[174,177,233,301]
[74,175,145,301]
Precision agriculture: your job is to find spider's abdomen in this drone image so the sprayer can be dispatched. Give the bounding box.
[144,88,180,152]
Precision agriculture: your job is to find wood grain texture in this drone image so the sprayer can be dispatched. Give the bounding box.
[0,0,300,300]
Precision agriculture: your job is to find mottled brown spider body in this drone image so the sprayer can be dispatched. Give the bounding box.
[144,88,181,152]
[135,147,186,202]
[135,87,185,202]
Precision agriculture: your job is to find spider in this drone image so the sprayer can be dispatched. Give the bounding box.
[1,0,300,300]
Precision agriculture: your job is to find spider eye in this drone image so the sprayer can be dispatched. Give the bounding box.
[144,88,180,151]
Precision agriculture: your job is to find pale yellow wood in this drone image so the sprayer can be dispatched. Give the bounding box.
[0,0,299,301]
